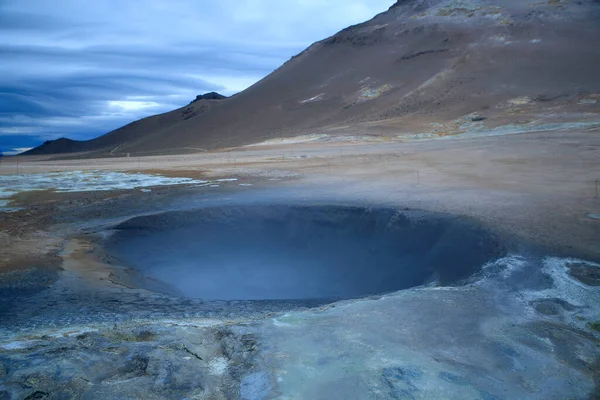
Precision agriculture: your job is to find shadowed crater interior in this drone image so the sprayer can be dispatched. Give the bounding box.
[104,205,504,301]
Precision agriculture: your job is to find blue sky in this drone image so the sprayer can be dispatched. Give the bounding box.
[0,0,393,155]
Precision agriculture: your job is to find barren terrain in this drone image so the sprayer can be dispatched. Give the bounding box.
[1,129,599,398]
[1,0,600,398]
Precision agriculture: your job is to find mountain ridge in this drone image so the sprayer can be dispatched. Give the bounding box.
[23,0,600,157]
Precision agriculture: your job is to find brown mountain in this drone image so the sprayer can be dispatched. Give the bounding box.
[25,0,600,156]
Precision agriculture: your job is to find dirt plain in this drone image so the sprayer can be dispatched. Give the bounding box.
[4,129,600,262]
[1,129,599,398]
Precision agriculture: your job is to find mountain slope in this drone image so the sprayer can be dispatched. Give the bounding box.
[26,0,600,156]
[24,95,228,156]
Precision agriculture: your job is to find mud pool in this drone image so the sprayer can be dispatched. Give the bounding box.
[0,182,599,400]
[104,205,504,301]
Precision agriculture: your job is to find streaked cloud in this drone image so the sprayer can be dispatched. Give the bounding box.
[0,0,393,153]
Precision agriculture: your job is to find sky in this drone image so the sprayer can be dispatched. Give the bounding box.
[0,0,393,155]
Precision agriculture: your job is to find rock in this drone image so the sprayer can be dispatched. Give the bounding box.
[390,0,432,11]
[190,92,228,103]
[439,371,471,386]
[240,371,272,400]
[23,391,49,400]
[568,262,600,286]
[381,366,423,399]
[152,360,174,391]
[531,298,577,316]
[119,354,149,379]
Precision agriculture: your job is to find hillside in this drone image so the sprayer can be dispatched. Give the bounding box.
[23,94,228,156]
[25,0,600,156]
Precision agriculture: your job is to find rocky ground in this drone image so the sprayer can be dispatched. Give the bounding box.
[0,129,599,399]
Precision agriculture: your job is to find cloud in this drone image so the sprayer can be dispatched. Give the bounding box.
[1,147,32,156]
[0,134,46,155]
[0,0,393,151]
[0,10,80,32]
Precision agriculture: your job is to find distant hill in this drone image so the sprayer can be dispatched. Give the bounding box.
[23,93,228,156]
[25,0,600,157]
[190,92,228,103]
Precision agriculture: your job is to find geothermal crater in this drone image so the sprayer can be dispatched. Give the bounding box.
[105,205,503,301]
